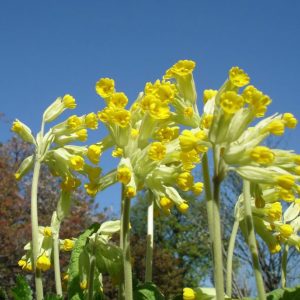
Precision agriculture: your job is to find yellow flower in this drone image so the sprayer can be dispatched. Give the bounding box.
[220,91,244,114]
[155,127,179,143]
[36,255,51,271]
[159,197,173,209]
[61,177,81,191]
[148,142,166,161]
[165,60,196,78]
[183,287,196,300]
[67,115,82,130]
[269,242,281,254]
[201,114,213,129]
[95,78,115,98]
[110,92,128,108]
[267,202,282,221]
[11,120,35,144]
[250,146,275,165]
[180,150,201,170]
[70,155,85,171]
[145,80,176,103]
[87,144,103,164]
[112,147,123,158]
[177,172,194,191]
[63,94,76,109]
[43,227,52,237]
[97,107,114,123]
[75,129,88,142]
[278,187,295,202]
[85,113,98,130]
[131,128,139,138]
[62,239,75,251]
[229,66,250,87]
[266,120,285,136]
[117,166,132,185]
[276,174,295,190]
[279,224,293,238]
[18,259,27,269]
[178,202,189,213]
[125,186,136,198]
[84,182,100,196]
[192,182,204,196]
[283,113,298,128]
[242,86,271,117]
[80,279,88,290]
[203,89,218,103]
[184,107,194,118]
[179,130,207,153]
[112,108,131,127]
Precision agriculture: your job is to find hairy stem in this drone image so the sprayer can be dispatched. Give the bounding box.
[202,153,214,240]
[243,180,266,300]
[281,244,289,288]
[53,224,62,296]
[212,148,225,300]
[145,193,154,282]
[226,219,239,298]
[121,185,133,300]
[31,159,43,300]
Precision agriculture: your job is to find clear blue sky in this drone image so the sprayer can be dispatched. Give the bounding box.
[1,1,300,212]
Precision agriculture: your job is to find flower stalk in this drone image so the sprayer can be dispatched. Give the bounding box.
[281,244,289,288]
[243,180,266,300]
[226,218,239,298]
[212,147,225,300]
[121,185,133,300]
[145,193,154,282]
[53,224,62,296]
[31,158,43,300]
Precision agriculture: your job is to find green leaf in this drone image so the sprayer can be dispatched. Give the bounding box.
[98,220,120,235]
[133,282,165,300]
[266,285,300,300]
[94,240,123,284]
[56,191,71,221]
[11,275,33,300]
[68,223,100,300]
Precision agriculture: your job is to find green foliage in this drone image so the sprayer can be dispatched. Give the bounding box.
[11,275,32,300]
[265,285,300,300]
[68,223,100,300]
[94,240,123,283]
[133,282,165,300]
[0,286,8,300]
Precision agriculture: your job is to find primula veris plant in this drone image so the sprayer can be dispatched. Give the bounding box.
[12,60,300,300]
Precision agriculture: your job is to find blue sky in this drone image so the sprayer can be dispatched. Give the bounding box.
[1,1,300,212]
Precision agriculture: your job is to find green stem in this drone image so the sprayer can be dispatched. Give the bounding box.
[202,153,214,241]
[118,186,125,300]
[31,159,44,300]
[226,219,239,298]
[121,185,133,300]
[243,180,266,300]
[212,148,225,300]
[87,256,96,300]
[53,224,62,296]
[281,244,289,288]
[145,193,154,282]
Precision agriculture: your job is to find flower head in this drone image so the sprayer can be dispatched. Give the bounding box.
[95,78,115,98]
[36,255,51,271]
[229,66,250,87]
